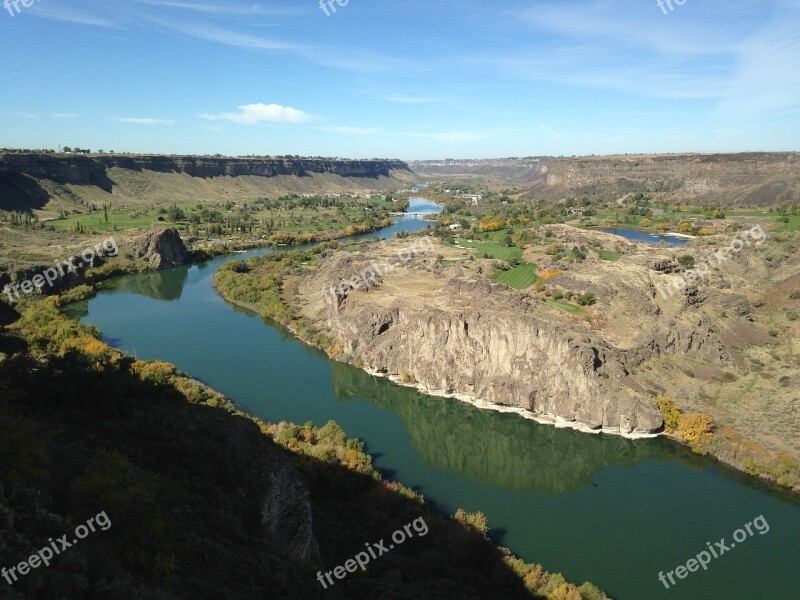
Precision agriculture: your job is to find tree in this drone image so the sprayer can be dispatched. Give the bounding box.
[657,397,681,432]
[678,413,714,453]
[167,205,186,222]
[577,293,596,306]
[453,509,489,537]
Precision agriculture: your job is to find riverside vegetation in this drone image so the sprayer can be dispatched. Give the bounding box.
[0,297,609,599]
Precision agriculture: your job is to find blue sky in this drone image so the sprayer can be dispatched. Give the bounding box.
[1,0,799,159]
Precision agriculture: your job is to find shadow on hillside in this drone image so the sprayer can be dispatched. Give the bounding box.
[0,330,543,599]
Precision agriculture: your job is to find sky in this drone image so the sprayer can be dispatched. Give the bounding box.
[1,0,799,159]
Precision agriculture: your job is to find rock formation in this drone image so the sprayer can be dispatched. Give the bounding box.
[121,228,190,269]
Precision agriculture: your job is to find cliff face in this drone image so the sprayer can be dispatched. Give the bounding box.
[121,228,190,269]
[410,153,800,206]
[329,362,681,494]
[299,240,669,435]
[0,153,414,215]
[323,279,663,434]
[0,153,410,182]
[296,226,800,458]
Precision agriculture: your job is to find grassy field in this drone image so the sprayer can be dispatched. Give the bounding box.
[547,299,585,314]
[597,249,622,261]
[449,238,523,261]
[46,204,197,232]
[46,199,391,238]
[781,216,800,232]
[491,262,538,289]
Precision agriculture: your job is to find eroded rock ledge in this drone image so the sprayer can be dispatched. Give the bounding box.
[298,240,667,435]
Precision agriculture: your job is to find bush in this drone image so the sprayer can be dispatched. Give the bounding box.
[678,254,695,269]
[678,413,714,454]
[453,509,489,537]
[577,293,596,306]
[657,397,680,433]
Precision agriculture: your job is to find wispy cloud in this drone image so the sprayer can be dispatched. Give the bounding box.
[29,4,120,28]
[113,117,175,125]
[52,113,79,119]
[137,0,306,17]
[200,103,313,125]
[149,20,304,51]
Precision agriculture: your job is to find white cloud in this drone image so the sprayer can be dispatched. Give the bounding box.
[53,113,78,119]
[114,117,175,125]
[199,103,313,125]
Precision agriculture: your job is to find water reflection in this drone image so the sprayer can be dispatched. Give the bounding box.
[100,266,190,301]
[331,361,687,495]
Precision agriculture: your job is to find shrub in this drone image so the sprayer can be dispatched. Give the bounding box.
[453,509,489,537]
[577,293,596,306]
[678,254,695,269]
[678,413,714,453]
[657,397,681,433]
[541,268,563,281]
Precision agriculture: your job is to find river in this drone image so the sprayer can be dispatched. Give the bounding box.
[64,200,799,599]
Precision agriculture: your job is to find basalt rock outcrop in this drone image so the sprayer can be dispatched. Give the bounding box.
[300,240,668,435]
[121,228,190,269]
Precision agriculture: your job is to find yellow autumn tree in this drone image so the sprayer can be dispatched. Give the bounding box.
[550,583,583,600]
[453,509,489,537]
[656,397,681,433]
[678,413,714,453]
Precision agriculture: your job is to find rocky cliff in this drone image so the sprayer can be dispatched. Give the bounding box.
[298,238,668,435]
[0,153,415,215]
[0,227,190,297]
[410,153,800,207]
[121,228,190,269]
[1,153,410,185]
[294,226,800,455]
